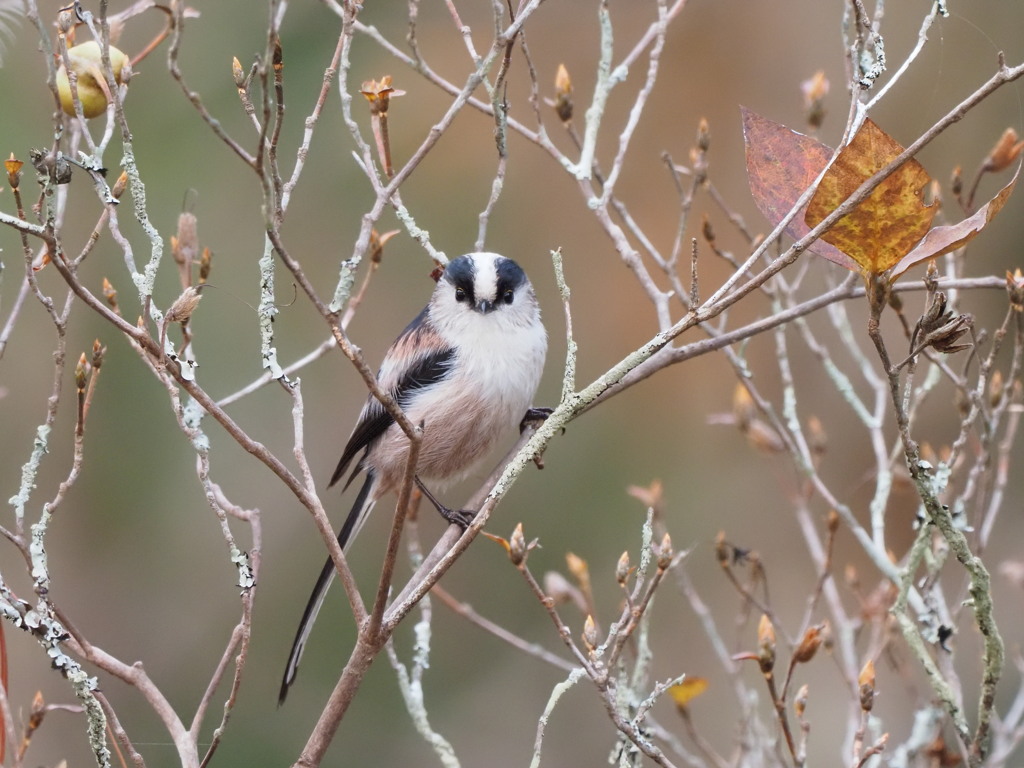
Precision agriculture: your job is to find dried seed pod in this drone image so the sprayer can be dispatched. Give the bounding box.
[111,170,128,199]
[550,63,573,123]
[165,286,203,325]
[983,128,1024,173]
[793,622,826,664]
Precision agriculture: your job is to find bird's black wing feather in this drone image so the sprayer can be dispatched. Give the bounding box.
[330,403,391,489]
[329,345,456,489]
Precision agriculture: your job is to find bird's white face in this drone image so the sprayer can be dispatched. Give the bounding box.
[428,251,542,341]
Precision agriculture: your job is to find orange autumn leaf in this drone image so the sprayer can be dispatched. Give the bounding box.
[744,108,1019,281]
[805,118,937,274]
[668,677,709,708]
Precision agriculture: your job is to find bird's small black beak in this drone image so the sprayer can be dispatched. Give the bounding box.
[475,299,495,314]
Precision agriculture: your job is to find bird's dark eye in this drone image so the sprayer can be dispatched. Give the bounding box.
[502,289,514,304]
[455,287,467,302]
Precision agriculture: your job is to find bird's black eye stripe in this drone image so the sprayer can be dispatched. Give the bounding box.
[444,256,477,305]
[494,257,527,308]
[494,257,526,289]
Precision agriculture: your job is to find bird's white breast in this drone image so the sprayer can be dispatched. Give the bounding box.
[370,303,546,490]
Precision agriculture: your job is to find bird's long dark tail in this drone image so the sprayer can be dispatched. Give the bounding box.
[278,473,377,705]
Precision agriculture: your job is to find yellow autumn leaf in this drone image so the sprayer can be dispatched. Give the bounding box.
[668,677,709,708]
[805,119,937,274]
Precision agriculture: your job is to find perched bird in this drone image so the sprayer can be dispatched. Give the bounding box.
[279,251,547,703]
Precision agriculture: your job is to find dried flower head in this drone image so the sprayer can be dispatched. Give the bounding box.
[5,153,22,188]
[360,75,404,116]
[916,291,972,355]
[165,286,203,325]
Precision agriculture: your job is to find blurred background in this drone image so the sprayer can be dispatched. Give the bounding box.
[1,1,1023,765]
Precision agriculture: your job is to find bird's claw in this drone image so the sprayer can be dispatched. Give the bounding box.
[519,406,554,433]
[415,476,476,530]
[439,505,476,529]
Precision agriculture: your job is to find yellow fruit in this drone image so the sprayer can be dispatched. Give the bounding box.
[56,41,129,118]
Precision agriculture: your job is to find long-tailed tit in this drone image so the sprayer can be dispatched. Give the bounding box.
[279,251,547,703]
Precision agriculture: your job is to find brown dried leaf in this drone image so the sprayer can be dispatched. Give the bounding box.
[742,107,856,270]
[891,162,1020,278]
